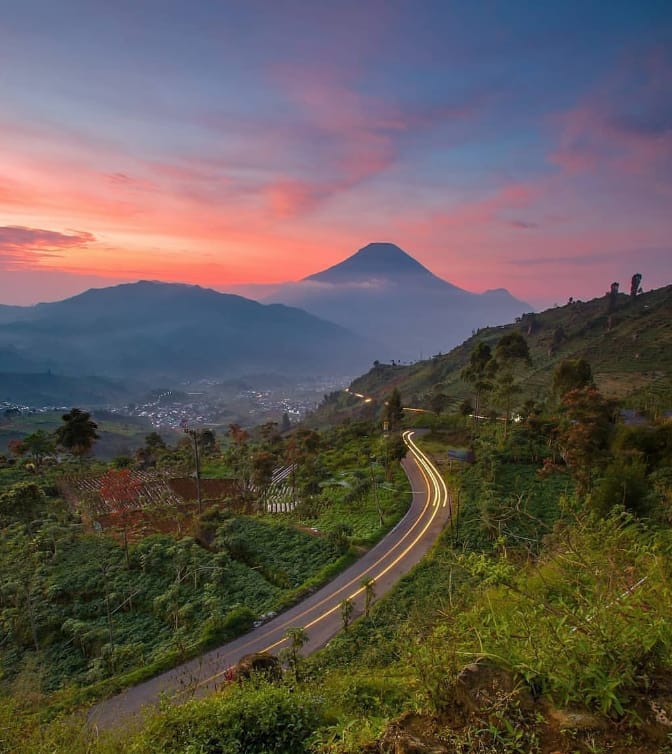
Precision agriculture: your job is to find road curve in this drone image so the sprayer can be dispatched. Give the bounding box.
[88,429,451,731]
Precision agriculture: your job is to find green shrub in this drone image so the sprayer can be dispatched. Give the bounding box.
[128,682,324,754]
[593,458,651,517]
[451,511,672,715]
[221,605,255,636]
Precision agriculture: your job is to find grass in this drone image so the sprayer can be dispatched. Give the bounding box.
[2,419,672,753]
[317,285,672,426]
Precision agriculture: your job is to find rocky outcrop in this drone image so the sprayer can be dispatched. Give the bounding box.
[454,657,534,717]
[225,652,282,684]
[372,712,448,754]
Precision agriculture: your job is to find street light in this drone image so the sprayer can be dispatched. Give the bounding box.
[181,421,202,514]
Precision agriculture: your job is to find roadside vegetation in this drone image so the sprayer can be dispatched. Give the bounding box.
[2,286,672,753]
[0,411,410,730]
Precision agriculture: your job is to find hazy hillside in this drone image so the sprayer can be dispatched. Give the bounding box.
[0,372,134,407]
[313,284,672,424]
[0,304,28,325]
[0,281,376,385]
[266,243,530,361]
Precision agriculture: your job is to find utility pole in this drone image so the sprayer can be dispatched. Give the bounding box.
[181,422,202,514]
[369,455,383,527]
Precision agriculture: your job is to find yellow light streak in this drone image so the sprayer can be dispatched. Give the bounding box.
[193,429,448,691]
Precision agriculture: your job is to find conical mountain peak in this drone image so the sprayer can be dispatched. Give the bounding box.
[305,242,438,284]
[269,241,529,361]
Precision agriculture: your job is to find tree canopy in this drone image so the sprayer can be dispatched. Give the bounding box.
[382,388,404,431]
[552,358,593,399]
[55,408,99,461]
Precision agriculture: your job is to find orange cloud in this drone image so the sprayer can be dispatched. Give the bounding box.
[0,225,95,269]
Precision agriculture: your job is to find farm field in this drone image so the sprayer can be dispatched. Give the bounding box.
[0,416,411,711]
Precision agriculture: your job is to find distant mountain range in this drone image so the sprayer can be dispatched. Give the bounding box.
[0,243,531,405]
[0,281,375,391]
[263,243,530,361]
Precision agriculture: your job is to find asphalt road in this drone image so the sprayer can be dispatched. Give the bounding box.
[88,429,452,731]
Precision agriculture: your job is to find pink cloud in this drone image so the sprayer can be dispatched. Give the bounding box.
[0,46,667,310]
[261,70,399,215]
[412,181,542,232]
[549,51,672,183]
[263,179,329,219]
[253,66,480,219]
[0,225,96,269]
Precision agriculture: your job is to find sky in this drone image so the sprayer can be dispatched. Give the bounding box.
[1,0,671,308]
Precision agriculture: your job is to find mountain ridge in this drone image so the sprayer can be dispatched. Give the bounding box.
[0,281,377,387]
[311,283,672,426]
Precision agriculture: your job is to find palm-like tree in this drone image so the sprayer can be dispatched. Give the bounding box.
[340,597,354,631]
[494,333,531,439]
[282,626,308,682]
[361,577,376,617]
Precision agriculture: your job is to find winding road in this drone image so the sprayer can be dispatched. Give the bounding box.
[88,429,452,731]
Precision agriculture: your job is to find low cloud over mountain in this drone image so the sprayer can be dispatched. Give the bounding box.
[265,243,530,361]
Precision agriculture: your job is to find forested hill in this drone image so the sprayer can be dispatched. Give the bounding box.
[315,284,672,424]
[0,281,375,382]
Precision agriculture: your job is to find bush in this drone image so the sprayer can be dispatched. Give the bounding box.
[593,458,650,517]
[221,605,255,636]
[451,511,672,715]
[128,682,324,754]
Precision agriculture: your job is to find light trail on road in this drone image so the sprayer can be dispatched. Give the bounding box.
[194,429,448,689]
[88,429,452,729]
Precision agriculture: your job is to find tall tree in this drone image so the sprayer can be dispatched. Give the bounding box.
[552,358,593,400]
[383,388,404,431]
[259,421,281,448]
[11,430,55,472]
[461,342,497,428]
[145,431,166,452]
[55,408,99,462]
[226,423,253,509]
[251,450,277,511]
[495,332,531,365]
[557,386,616,497]
[136,431,167,469]
[99,469,142,567]
[630,273,642,297]
[340,597,354,631]
[182,427,203,513]
[282,626,308,682]
[494,333,531,438]
[382,433,407,481]
[361,576,376,618]
[429,391,450,416]
[607,281,620,313]
[198,429,218,456]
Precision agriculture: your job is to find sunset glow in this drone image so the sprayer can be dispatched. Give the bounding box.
[1,2,671,307]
